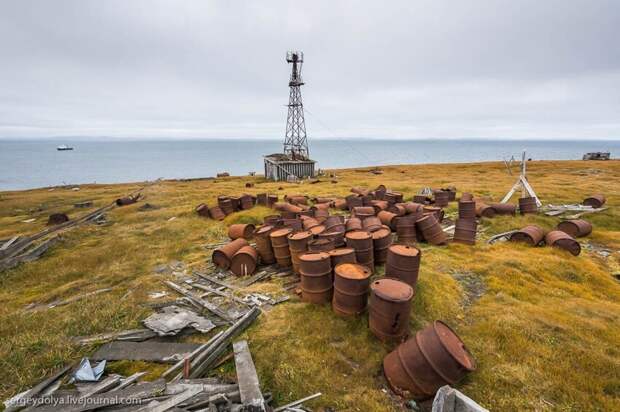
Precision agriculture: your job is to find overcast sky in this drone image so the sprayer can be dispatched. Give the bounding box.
[1,0,619,140]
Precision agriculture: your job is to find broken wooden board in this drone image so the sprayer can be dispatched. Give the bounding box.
[92,341,203,363]
[72,328,157,345]
[233,340,265,411]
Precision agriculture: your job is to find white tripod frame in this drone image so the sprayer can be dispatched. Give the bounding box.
[501,151,542,207]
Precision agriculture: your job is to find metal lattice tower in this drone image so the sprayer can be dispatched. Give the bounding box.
[283,51,309,160]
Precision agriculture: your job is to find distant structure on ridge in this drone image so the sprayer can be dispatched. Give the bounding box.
[264,51,316,181]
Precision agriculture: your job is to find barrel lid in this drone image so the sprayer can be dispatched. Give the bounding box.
[288,231,313,240]
[255,225,274,235]
[335,263,370,280]
[309,225,326,235]
[270,227,293,238]
[329,247,355,256]
[388,244,419,257]
[299,252,330,262]
[372,227,391,239]
[371,278,413,302]
[346,230,371,240]
[433,321,476,371]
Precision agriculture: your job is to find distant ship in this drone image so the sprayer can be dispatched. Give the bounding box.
[57,145,74,151]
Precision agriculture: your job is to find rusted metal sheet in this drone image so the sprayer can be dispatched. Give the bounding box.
[518,196,538,215]
[228,224,255,240]
[288,231,313,274]
[490,203,516,216]
[369,278,414,343]
[254,225,276,264]
[345,230,374,272]
[346,217,363,232]
[363,216,383,232]
[545,230,581,255]
[509,225,544,246]
[333,263,371,316]
[556,219,592,238]
[416,215,447,246]
[270,228,294,268]
[433,190,450,208]
[328,247,357,267]
[308,237,335,252]
[212,238,249,270]
[372,226,393,264]
[475,202,496,218]
[231,245,258,276]
[383,321,476,400]
[457,200,476,219]
[396,215,417,245]
[385,244,421,289]
[195,203,210,217]
[47,213,69,226]
[300,252,333,304]
[583,194,606,208]
[452,218,477,245]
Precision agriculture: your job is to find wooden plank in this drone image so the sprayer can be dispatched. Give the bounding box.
[5,364,73,412]
[233,340,265,411]
[196,272,239,291]
[190,283,250,306]
[136,384,203,412]
[273,392,323,412]
[164,281,234,322]
[91,341,202,363]
[161,331,224,379]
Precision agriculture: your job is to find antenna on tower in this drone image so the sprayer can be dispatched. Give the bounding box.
[263,50,316,181]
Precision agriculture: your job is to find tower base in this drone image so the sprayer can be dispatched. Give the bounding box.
[264,154,316,181]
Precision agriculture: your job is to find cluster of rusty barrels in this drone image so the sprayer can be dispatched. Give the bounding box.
[212,223,259,276]
[509,219,592,256]
[196,192,278,221]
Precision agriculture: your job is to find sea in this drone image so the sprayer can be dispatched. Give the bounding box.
[0,138,617,191]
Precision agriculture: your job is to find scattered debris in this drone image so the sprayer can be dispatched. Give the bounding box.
[148,291,169,299]
[233,340,267,411]
[487,230,518,244]
[143,305,216,336]
[21,218,36,223]
[115,193,141,206]
[73,328,157,345]
[92,341,202,363]
[432,385,488,412]
[273,393,323,412]
[73,201,93,208]
[25,287,112,311]
[544,204,606,217]
[73,358,106,382]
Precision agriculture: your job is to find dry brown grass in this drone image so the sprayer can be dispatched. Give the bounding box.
[0,160,619,411]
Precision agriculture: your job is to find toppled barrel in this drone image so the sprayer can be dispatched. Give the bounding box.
[212,238,249,270]
[346,194,363,210]
[228,224,255,240]
[385,244,421,289]
[346,217,363,232]
[369,278,414,343]
[363,216,383,232]
[116,194,141,206]
[288,231,313,274]
[518,196,538,215]
[346,230,374,272]
[208,206,225,221]
[333,263,372,316]
[372,226,393,264]
[416,215,447,245]
[510,225,544,246]
[475,202,496,218]
[195,204,210,217]
[545,230,581,256]
[452,218,477,245]
[230,246,258,276]
[47,213,69,225]
[254,225,275,264]
[328,248,357,267]
[300,252,333,304]
[383,321,476,400]
[556,219,592,238]
[378,210,398,231]
[490,203,516,216]
[583,194,606,208]
[270,228,293,268]
[352,206,375,220]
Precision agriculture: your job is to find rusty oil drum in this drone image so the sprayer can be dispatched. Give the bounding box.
[208,206,226,221]
[345,230,374,272]
[369,278,414,343]
[452,218,477,245]
[415,215,447,245]
[228,223,255,240]
[433,191,450,208]
[218,197,235,215]
[308,238,335,252]
[230,245,258,276]
[383,321,476,400]
[254,225,275,264]
[457,200,476,219]
[288,231,313,274]
[583,194,606,209]
[519,196,538,215]
[270,227,293,268]
[345,217,363,232]
[324,215,346,234]
[378,210,398,231]
[299,252,333,304]
[490,203,516,216]
[352,206,376,220]
[318,230,345,248]
[363,216,383,232]
[301,216,321,230]
[239,194,254,210]
[372,226,393,264]
[385,244,421,289]
[212,238,249,270]
[545,230,581,256]
[556,219,592,238]
[333,263,372,316]
[475,202,496,218]
[396,215,417,245]
[510,225,544,246]
[195,203,210,217]
[328,248,357,268]
[346,194,363,210]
